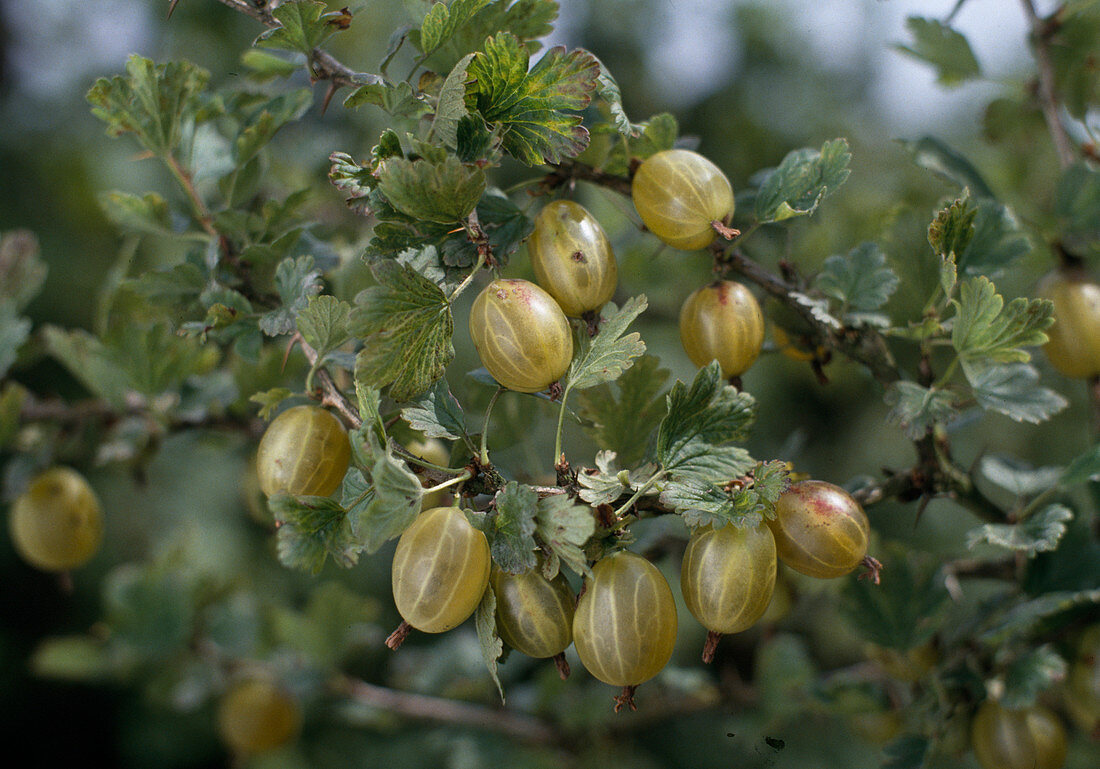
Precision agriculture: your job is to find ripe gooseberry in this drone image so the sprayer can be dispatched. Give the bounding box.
[256,405,351,498]
[391,506,491,633]
[971,700,1067,769]
[469,278,574,393]
[1037,270,1100,379]
[679,281,765,379]
[680,522,775,662]
[631,149,734,251]
[9,467,103,572]
[217,677,301,756]
[767,480,869,579]
[528,200,618,317]
[492,566,575,659]
[572,550,678,709]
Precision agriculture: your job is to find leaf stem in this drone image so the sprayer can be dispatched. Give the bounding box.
[480,387,505,465]
[165,154,219,239]
[423,470,473,496]
[448,250,486,303]
[553,383,574,469]
[611,470,666,521]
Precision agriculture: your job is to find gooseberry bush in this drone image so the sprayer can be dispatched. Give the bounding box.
[2,1,1100,767]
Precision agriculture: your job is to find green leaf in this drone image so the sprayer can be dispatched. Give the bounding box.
[1055,163,1100,258]
[255,0,347,56]
[347,437,424,554]
[249,388,295,421]
[577,355,669,468]
[928,195,977,260]
[351,261,454,401]
[1049,5,1100,118]
[30,636,112,682]
[431,54,476,148]
[882,736,930,769]
[1002,645,1068,709]
[576,451,658,506]
[884,382,959,440]
[979,455,1063,497]
[0,303,31,379]
[475,585,505,702]
[467,32,599,165]
[566,296,647,390]
[966,505,1073,555]
[297,295,351,358]
[656,362,757,483]
[602,112,678,176]
[896,17,980,86]
[0,382,28,450]
[377,155,486,224]
[754,138,851,223]
[0,230,47,312]
[756,633,816,718]
[344,81,430,119]
[1061,444,1100,487]
[269,581,378,667]
[535,492,595,579]
[259,255,323,336]
[419,0,491,55]
[489,482,538,574]
[103,563,194,657]
[841,547,948,650]
[964,362,1068,424]
[97,191,171,236]
[269,493,356,573]
[951,277,1053,364]
[980,588,1100,644]
[956,199,1031,277]
[87,55,210,157]
[43,326,132,408]
[412,0,559,73]
[592,55,630,135]
[897,137,995,199]
[400,379,470,442]
[240,49,302,81]
[815,242,899,312]
[234,89,313,165]
[660,480,752,530]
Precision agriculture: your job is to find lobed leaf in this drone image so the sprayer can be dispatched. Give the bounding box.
[431,53,476,148]
[259,255,323,336]
[255,0,348,56]
[1001,645,1068,709]
[897,136,995,199]
[377,155,486,224]
[566,296,648,391]
[535,492,595,579]
[980,587,1100,644]
[347,438,425,554]
[577,355,669,468]
[754,138,851,223]
[963,361,1068,424]
[467,32,599,165]
[419,0,492,55]
[601,112,678,176]
[269,493,357,573]
[400,379,470,441]
[966,505,1073,556]
[489,482,539,574]
[956,199,1031,277]
[896,17,980,86]
[815,242,899,312]
[475,586,505,702]
[351,261,455,402]
[979,455,1063,497]
[884,381,959,439]
[656,362,757,483]
[297,295,351,359]
[927,195,976,261]
[98,191,172,236]
[576,451,658,506]
[951,277,1053,364]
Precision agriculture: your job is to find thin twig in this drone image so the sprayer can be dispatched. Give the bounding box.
[1020,0,1076,168]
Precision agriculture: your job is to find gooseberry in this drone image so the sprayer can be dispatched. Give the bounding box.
[631,149,734,251]
[217,677,301,756]
[680,522,776,640]
[256,405,351,498]
[528,200,618,317]
[679,281,765,378]
[391,506,491,633]
[767,480,869,579]
[9,467,103,572]
[469,278,574,393]
[405,437,453,509]
[970,700,1067,769]
[492,566,575,659]
[1037,270,1100,379]
[572,551,678,693]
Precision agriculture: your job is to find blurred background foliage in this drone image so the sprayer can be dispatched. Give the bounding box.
[1,0,1099,767]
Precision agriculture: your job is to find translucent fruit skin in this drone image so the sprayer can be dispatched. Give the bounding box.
[469,278,574,393]
[1038,270,1100,379]
[573,550,678,687]
[528,200,618,317]
[217,678,301,756]
[767,480,869,579]
[10,467,103,571]
[681,522,776,634]
[391,506,491,633]
[256,405,351,498]
[492,566,575,658]
[971,701,1067,769]
[679,281,765,378]
[631,149,735,251]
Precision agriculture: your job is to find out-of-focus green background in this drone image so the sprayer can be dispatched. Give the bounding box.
[2,1,1097,767]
